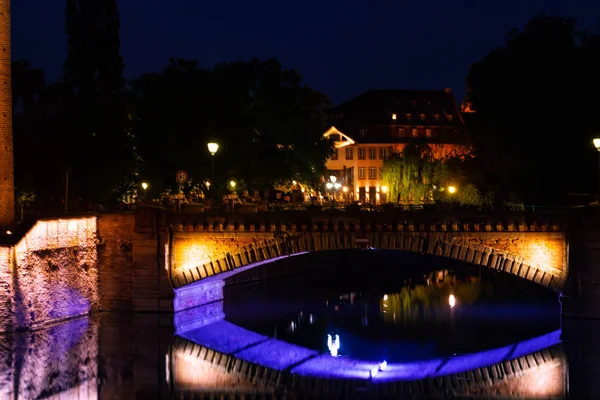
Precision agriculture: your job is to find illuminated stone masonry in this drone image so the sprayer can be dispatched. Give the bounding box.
[0,216,99,332]
[168,214,568,293]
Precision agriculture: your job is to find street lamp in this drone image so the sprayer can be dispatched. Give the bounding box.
[448,185,457,194]
[207,142,219,198]
[326,176,342,209]
[230,180,236,190]
[594,138,600,201]
[141,182,148,201]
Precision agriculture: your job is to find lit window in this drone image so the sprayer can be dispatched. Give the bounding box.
[358,147,366,160]
[369,167,377,179]
[406,113,412,120]
[420,114,425,120]
[379,148,386,159]
[398,128,404,136]
[346,147,353,160]
[369,148,376,159]
[359,128,367,137]
[359,167,366,179]
[380,167,384,179]
[426,129,432,138]
[392,113,397,120]
[447,114,453,121]
[412,128,418,137]
[434,114,439,121]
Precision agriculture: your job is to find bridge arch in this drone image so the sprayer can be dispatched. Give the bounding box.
[170,231,566,292]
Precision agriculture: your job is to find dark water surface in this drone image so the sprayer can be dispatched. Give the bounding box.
[224,250,560,363]
[1,250,600,399]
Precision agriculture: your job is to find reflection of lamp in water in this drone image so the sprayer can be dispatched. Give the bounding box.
[449,294,456,308]
[379,360,387,371]
[327,334,340,357]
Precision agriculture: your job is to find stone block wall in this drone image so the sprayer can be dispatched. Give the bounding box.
[0,0,14,227]
[97,211,173,312]
[0,217,99,332]
[97,213,135,311]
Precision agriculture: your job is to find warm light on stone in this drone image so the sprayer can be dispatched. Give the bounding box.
[0,216,99,332]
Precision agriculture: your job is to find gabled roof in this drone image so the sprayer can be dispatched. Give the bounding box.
[324,88,468,144]
[323,126,355,148]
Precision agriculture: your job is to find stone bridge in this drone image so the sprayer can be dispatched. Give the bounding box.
[167,211,569,294]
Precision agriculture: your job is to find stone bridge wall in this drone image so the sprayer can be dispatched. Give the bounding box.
[168,213,568,292]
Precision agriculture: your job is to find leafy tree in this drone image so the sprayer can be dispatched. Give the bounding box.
[15,187,36,222]
[467,16,600,203]
[132,57,332,197]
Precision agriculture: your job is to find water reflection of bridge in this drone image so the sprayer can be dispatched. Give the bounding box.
[170,300,567,399]
[0,311,575,399]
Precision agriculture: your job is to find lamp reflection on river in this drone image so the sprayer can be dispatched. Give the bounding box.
[449,294,456,308]
[327,334,340,357]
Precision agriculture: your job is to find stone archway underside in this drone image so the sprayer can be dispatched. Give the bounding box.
[170,233,566,292]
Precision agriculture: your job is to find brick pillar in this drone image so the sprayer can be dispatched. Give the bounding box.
[0,0,14,227]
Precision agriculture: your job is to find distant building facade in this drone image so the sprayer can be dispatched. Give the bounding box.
[323,89,471,204]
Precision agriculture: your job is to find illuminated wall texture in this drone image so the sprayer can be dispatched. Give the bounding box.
[172,232,275,272]
[454,232,567,279]
[170,227,567,291]
[0,316,98,399]
[0,216,99,332]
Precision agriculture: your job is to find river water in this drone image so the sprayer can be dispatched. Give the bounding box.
[1,250,600,399]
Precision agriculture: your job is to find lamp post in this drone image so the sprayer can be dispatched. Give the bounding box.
[207,142,219,198]
[594,138,600,201]
[326,176,342,209]
[141,182,148,201]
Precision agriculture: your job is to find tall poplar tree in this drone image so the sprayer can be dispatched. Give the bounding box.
[63,0,133,205]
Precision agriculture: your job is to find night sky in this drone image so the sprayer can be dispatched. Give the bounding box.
[12,0,600,104]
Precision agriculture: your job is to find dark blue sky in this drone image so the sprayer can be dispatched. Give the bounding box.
[12,0,600,104]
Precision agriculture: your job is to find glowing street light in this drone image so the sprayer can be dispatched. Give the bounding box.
[594,138,600,201]
[207,142,219,155]
[141,182,148,201]
[230,180,236,189]
[448,186,457,194]
[207,142,219,198]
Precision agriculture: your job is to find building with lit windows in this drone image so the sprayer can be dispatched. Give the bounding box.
[323,88,472,205]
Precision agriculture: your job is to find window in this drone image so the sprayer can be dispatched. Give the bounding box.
[420,114,426,121]
[425,129,432,138]
[369,148,376,160]
[434,114,439,121]
[369,167,377,179]
[331,148,338,160]
[398,128,405,136]
[359,128,367,137]
[412,128,418,137]
[447,114,453,122]
[406,113,412,120]
[358,147,366,160]
[358,167,366,179]
[380,167,384,179]
[345,147,353,160]
[392,113,397,120]
[379,148,386,160]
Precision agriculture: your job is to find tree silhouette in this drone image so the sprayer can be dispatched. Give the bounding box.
[467,16,600,203]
